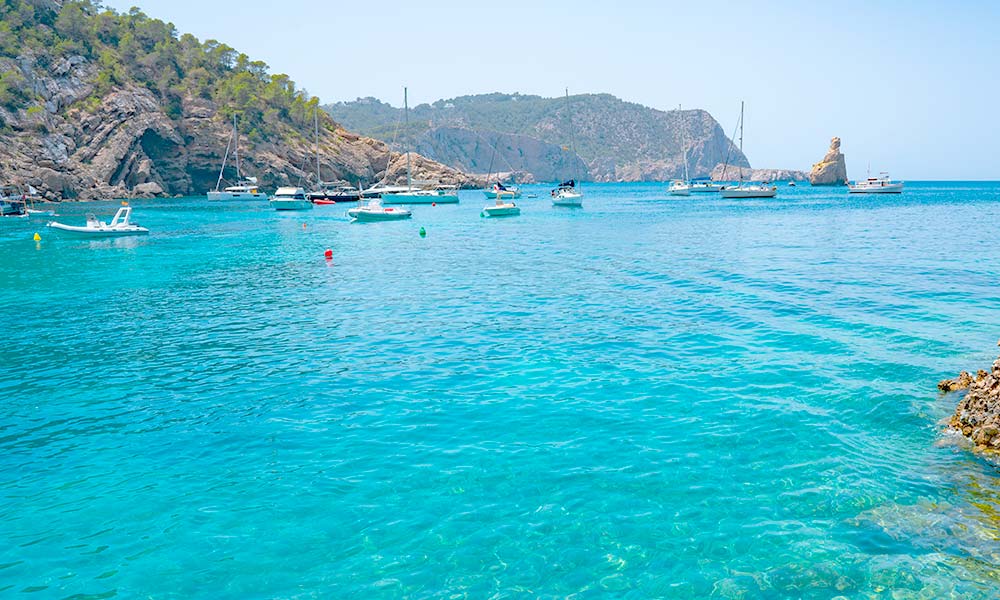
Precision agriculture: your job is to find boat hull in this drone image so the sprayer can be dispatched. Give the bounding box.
[482,204,520,217]
[483,190,522,200]
[348,208,412,221]
[381,193,459,204]
[720,188,777,199]
[848,184,903,194]
[47,222,149,236]
[207,191,268,200]
[270,199,313,210]
[552,192,583,207]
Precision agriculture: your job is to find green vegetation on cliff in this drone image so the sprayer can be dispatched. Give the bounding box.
[327,93,750,181]
[0,0,318,140]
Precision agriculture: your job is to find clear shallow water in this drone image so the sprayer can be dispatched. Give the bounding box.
[2,182,1000,598]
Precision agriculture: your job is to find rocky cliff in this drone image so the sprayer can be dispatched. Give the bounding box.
[326,93,751,183]
[0,1,474,200]
[709,165,808,182]
[939,343,1000,455]
[809,137,848,186]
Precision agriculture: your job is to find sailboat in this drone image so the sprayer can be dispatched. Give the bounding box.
[552,88,584,207]
[719,102,776,199]
[481,136,520,217]
[208,115,267,200]
[668,104,691,196]
[380,88,459,205]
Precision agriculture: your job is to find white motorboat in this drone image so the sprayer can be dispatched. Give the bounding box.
[668,180,691,196]
[848,172,903,194]
[47,203,149,236]
[270,187,313,210]
[720,184,777,198]
[482,199,521,217]
[347,197,412,222]
[0,186,27,218]
[208,115,267,200]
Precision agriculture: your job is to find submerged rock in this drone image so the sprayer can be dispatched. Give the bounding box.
[943,342,1000,454]
[809,137,848,186]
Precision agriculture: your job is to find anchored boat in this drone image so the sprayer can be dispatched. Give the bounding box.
[848,172,903,194]
[347,198,412,222]
[47,203,149,236]
[208,115,267,200]
[482,198,521,217]
[270,187,313,210]
[718,102,777,199]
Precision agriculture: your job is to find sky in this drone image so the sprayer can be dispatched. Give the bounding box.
[103,0,1000,180]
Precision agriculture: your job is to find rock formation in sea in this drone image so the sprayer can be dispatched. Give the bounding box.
[709,165,808,182]
[939,344,1000,454]
[809,137,848,186]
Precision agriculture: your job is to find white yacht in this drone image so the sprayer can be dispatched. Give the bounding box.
[208,115,267,200]
[848,172,903,194]
[347,197,412,222]
[551,180,583,207]
[47,202,149,236]
[270,187,313,210]
[382,185,460,205]
[668,180,691,196]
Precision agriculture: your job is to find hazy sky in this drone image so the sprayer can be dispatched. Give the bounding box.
[104,0,999,179]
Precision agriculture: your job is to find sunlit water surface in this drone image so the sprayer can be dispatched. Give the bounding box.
[2,182,1000,598]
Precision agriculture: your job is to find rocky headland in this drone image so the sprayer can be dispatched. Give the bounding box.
[0,1,475,201]
[939,344,1000,454]
[809,137,848,185]
[709,165,808,182]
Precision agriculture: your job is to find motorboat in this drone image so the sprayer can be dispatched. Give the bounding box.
[207,115,267,200]
[483,183,521,200]
[848,172,903,194]
[270,187,313,210]
[360,183,413,198]
[347,197,412,222]
[47,203,149,236]
[551,180,583,207]
[0,186,27,218]
[308,184,361,204]
[482,199,521,217]
[720,183,777,198]
[381,185,460,204]
[668,180,691,196]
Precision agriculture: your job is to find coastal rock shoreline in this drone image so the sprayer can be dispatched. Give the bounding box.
[939,343,1000,455]
[809,137,848,186]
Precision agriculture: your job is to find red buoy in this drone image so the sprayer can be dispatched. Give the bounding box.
[324,249,333,259]
[432,202,437,207]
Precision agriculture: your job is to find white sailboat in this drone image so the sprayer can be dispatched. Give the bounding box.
[719,102,777,199]
[208,115,267,200]
[669,104,691,196]
[552,88,583,207]
[381,88,459,205]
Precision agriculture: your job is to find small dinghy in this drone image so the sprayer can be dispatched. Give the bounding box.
[347,198,412,222]
[47,202,149,236]
[482,199,520,217]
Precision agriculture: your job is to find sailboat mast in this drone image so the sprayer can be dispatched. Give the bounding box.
[404,87,411,191]
[738,101,744,184]
[679,104,688,182]
[233,114,241,181]
[314,105,321,186]
[215,126,233,192]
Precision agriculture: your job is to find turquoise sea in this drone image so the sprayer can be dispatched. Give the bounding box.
[2,182,1000,598]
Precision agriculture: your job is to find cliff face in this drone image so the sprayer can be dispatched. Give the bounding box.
[327,93,750,182]
[809,137,848,186]
[0,55,475,199]
[709,165,808,182]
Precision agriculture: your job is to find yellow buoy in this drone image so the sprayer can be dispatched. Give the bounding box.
[33,233,40,241]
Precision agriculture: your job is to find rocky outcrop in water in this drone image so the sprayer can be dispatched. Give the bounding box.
[809,137,848,186]
[709,165,808,182]
[941,344,1000,454]
[0,56,476,200]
